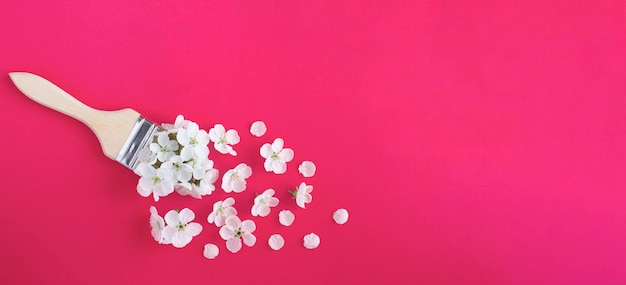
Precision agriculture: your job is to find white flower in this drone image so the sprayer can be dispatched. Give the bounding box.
[207,197,238,227]
[333,208,349,224]
[162,155,193,183]
[149,133,179,162]
[251,189,279,217]
[190,157,214,180]
[219,216,256,253]
[221,163,252,193]
[203,243,219,259]
[298,161,316,177]
[250,121,267,137]
[190,168,219,198]
[291,182,313,209]
[176,122,210,160]
[149,206,170,244]
[208,124,240,156]
[136,163,175,202]
[278,210,295,226]
[162,208,203,248]
[268,234,285,250]
[303,233,320,249]
[260,138,294,174]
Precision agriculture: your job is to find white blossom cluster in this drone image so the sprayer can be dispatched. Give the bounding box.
[140,116,346,258]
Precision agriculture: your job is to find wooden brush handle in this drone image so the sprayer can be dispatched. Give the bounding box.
[9,72,140,160]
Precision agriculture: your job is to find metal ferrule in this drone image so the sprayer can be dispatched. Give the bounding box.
[115,117,159,171]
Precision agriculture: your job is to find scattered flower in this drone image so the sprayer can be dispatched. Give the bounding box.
[207,197,238,227]
[260,138,294,174]
[219,216,257,253]
[149,133,179,162]
[221,163,252,193]
[251,189,279,217]
[203,243,219,259]
[162,208,203,248]
[268,234,285,250]
[208,124,240,156]
[136,163,176,202]
[303,233,320,249]
[250,121,267,137]
[298,161,317,177]
[291,182,313,209]
[333,208,349,225]
[149,206,169,244]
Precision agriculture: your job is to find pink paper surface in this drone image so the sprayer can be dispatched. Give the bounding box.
[1,1,625,284]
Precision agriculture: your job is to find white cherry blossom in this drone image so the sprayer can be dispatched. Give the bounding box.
[221,163,252,193]
[251,189,279,217]
[278,210,295,226]
[219,216,256,253]
[208,124,240,156]
[333,208,349,224]
[298,161,316,177]
[203,243,219,259]
[149,206,170,244]
[149,133,179,162]
[303,233,320,249]
[162,208,203,248]
[268,234,285,250]
[162,155,193,183]
[136,163,176,202]
[250,121,267,137]
[260,138,294,174]
[291,182,313,209]
[207,197,238,227]
[176,122,210,160]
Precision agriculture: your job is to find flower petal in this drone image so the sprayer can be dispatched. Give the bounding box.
[171,231,193,248]
[164,210,180,226]
[279,210,295,226]
[298,161,317,177]
[268,197,280,207]
[226,238,242,253]
[242,233,256,247]
[260,143,272,158]
[203,243,219,259]
[268,234,284,250]
[271,138,284,152]
[225,216,242,229]
[257,206,270,217]
[185,222,203,236]
[279,148,294,162]
[333,208,349,225]
[272,161,287,174]
[219,225,235,240]
[303,233,320,249]
[231,179,246,193]
[250,121,267,137]
[223,197,235,207]
[178,208,195,224]
[241,219,256,233]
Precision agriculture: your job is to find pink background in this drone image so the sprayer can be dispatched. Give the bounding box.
[1,1,625,284]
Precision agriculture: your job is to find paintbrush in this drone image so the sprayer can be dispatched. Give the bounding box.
[9,72,159,170]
